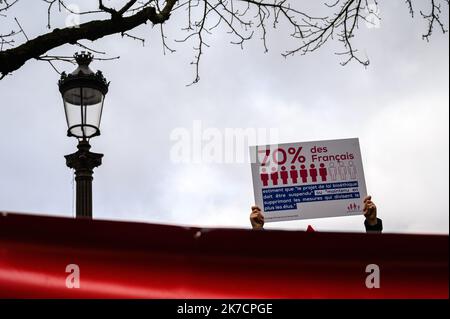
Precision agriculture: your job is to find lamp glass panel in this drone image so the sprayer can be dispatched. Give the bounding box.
[63,87,104,138]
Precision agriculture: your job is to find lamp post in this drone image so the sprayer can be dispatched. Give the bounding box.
[58,52,109,219]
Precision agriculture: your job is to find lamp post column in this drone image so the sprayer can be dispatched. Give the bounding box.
[65,140,103,219]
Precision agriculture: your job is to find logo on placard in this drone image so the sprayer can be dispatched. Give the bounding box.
[347,202,360,212]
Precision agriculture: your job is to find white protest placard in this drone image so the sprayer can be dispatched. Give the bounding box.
[249,138,367,222]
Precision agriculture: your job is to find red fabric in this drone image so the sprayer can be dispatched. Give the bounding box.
[0,213,448,298]
[306,225,315,232]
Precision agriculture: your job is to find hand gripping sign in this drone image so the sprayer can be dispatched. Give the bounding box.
[250,138,367,222]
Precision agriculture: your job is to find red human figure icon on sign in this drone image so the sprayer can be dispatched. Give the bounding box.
[328,162,337,181]
[270,167,279,186]
[289,165,299,184]
[338,161,347,180]
[299,165,308,183]
[280,166,289,185]
[348,160,357,179]
[319,163,327,182]
[260,167,269,186]
[309,164,318,183]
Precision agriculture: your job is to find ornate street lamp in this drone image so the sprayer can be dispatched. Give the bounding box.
[58,52,109,219]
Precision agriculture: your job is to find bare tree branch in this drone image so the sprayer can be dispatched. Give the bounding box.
[0,1,177,77]
[421,0,448,41]
[0,0,448,81]
[118,0,140,15]
[122,31,146,46]
[99,0,119,17]
[405,0,414,17]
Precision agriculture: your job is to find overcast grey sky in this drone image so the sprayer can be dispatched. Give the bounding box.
[0,1,448,234]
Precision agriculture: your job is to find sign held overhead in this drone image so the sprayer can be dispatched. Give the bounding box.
[250,138,367,222]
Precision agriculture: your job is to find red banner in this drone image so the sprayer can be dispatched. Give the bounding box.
[0,213,447,298]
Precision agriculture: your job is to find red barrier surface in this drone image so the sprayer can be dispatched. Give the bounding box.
[0,213,448,298]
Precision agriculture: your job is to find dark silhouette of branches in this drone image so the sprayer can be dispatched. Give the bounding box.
[421,0,449,41]
[0,0,19,14]
[0,0,448,82]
